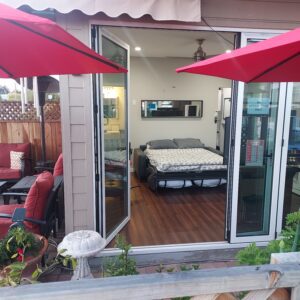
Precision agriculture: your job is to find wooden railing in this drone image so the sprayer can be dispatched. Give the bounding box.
[1,263,300,300]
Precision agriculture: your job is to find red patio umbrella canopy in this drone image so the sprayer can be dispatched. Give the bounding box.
[176,28,300,83]
[0,3,127,78]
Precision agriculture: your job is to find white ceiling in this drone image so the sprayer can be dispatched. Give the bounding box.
[105,27,236,59]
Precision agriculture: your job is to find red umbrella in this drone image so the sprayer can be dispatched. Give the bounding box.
[0,3,127,78]
[176,28,300,83]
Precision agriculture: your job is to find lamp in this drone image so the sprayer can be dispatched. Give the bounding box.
[193,39,206,61]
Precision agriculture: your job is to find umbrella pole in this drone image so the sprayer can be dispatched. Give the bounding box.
[39,91,46,164]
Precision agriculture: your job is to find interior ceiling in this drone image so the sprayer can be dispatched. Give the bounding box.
[105,27,236,59]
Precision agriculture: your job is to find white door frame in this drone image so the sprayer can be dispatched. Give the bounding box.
[230,32,287,243]
[89,20,286,253]
[276,83,294,234]
[96,27,131,244]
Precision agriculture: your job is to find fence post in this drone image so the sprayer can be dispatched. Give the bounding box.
[291,285,300,300]
[271,252,300,300]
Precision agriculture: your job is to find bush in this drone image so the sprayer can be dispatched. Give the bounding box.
[236,211,300,265]
[104,235,138,276]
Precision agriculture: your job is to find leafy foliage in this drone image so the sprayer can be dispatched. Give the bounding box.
[105,235,138,276]
[0,262,27,287]
[236,212,300,266]
[0,247,77,287]
[0,228,40,267]
[0,228,77,287]
[281,211,300,251]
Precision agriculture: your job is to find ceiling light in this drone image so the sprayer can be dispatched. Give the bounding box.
[135,46,141,51]
[225,50,232,53]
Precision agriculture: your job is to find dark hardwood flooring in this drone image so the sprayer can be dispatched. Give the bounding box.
[107,173,226,247]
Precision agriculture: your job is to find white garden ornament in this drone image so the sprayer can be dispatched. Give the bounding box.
[58,230,106,280]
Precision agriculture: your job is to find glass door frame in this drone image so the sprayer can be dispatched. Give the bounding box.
[276,83,294,234]
[230,32,287,243]
[96,28,131,244]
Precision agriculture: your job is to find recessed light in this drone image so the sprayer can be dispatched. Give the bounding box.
[225,49,232,53]
[135,46,141,51]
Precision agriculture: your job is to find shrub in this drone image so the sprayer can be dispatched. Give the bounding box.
[236,211,300,266]
[105,235,138,276]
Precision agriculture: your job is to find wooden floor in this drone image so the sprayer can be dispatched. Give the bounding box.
[108,173,226,247]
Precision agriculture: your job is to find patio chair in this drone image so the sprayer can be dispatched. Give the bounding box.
[0,171,63,239]
[34,153,63,176]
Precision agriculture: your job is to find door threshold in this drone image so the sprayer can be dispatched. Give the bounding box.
[98,240,268,257]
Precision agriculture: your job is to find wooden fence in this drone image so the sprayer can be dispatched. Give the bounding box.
[0,121,62,165]
[1,263,300,300]
[0,101,61,166]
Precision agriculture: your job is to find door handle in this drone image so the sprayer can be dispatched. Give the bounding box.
[265,153,273,158]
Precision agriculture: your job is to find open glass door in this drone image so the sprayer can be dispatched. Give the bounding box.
[230,33,287,243]
[277,83,300,233]
[93,27,130,244]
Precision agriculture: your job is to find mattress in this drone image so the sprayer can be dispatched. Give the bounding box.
[158,179,227,188]
[145,148,226,172]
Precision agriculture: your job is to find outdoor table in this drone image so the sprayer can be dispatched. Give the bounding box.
[8,176,37,193]
[0,181,8,192]
[4,176,37,204]
[0,181,9,204]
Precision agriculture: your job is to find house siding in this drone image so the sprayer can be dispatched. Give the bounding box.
[57,12,95,233]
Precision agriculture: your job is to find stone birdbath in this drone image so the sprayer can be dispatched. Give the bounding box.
[58,230,106,280]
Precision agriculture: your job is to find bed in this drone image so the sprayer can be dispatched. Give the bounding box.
[133,138,228,191]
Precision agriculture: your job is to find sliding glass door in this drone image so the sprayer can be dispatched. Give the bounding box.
[92,27,130,244]
[277,83,300,232]
[230,32,287,243]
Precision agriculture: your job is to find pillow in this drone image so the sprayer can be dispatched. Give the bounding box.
[147,139,178,149]
[173,138,205,149]
[53,153,63,177]
[10,151,24,170]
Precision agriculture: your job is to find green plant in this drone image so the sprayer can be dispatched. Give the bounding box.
[0,248,77,287]
[281,211,300,251]
[105,235,138,276]
[0,228,40,267]
[31,248,77,281]
[236,211,300,266]
[0,262,28,287]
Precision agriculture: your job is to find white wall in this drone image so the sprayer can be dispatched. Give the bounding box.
[129,57,231,149]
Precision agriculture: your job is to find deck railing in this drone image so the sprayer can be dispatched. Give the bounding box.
[1,263,300,300]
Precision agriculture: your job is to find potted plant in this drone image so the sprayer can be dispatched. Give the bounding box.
[0,227,48,285]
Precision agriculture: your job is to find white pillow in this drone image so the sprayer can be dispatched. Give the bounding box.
[10,151,24,170]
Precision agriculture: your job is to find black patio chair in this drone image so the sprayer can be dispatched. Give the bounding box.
[0,175,63,239]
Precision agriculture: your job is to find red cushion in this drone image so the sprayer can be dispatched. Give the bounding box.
[0,204,24,239]
[53,153,63,177]
[24,171,54,232]
[0,167,21,180]
[0,143,30,168]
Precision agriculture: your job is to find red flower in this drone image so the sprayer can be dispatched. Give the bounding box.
[17,255,22,262]
[17,248,24,256]
[16,248,24,262]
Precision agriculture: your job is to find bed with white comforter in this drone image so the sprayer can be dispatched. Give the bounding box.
[144,147,227,190]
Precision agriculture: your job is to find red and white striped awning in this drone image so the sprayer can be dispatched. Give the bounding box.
[4,0,201,22]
